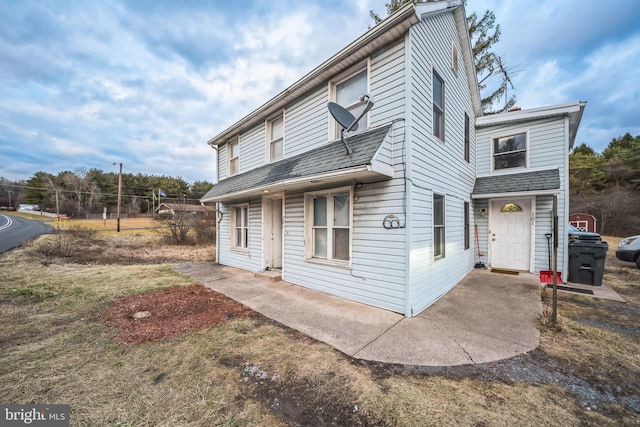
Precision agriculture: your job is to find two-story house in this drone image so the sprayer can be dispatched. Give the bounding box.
[201,0,585,317]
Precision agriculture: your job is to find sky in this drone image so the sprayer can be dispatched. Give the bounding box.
[1,0,638,184]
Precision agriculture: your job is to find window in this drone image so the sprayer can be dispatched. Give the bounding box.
[500,203,523,213]
[334,68,368,136]
[451,41,459,76]
[231,204,248,250]
[494,132,527,170]
[228,139,239,176]
[464,113,470,162]
[305,187,352,264]
[464,201,470,250]
[267,115,283,162]
[433,71,445,141]
[434,194,445,258]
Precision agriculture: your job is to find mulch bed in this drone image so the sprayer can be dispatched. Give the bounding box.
[103,285,254,344]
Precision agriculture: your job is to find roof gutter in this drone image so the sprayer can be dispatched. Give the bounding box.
[201,165,375,203]
[471,189,560,200]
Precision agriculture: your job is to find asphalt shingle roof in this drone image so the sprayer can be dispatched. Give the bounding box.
[472,169,560,195]
[202,125,391,201]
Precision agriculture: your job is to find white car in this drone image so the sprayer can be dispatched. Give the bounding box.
[616,235,640,269]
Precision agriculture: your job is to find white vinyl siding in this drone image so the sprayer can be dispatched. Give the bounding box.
[370,39,406,125]
[407,11,476,314]
[284,178,407,313]
[285,86,329,156]
[217,199,263,272]
[239,125,265,172]
[218,143,227,179]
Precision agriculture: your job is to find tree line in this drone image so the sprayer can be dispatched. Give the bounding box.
[570,133,640,236]
[0,169,213,217]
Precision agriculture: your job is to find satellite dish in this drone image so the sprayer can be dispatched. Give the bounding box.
[327,93,375,155]
[328,102,358,132]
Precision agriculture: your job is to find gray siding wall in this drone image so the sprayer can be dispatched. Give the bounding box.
[218,143,227,179]
[217,198,263,272]
[406,12,476,315]
[282,178,407,313]
[239,125,266,174]
[281,35,408,313]
[285,86,329,157]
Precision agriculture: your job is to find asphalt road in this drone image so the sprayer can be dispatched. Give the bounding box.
[0,214,53,254]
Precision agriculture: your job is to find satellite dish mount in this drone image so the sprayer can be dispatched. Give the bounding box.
[327,93,375,155]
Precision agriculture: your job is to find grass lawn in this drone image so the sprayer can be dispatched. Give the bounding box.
[0,232,638,426]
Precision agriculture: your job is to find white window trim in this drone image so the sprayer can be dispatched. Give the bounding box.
[304,186,353,268]
[227,137,239,177]
[434,193,445,259]
[266,111,285,163]
[491,130,530,173]
[464,201,470,251]
[328,59,370,140]
[230,203,249,252]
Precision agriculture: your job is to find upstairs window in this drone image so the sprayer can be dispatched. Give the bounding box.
[267,115,284,162]
[433,71,445,141]
[464,112,470,162]
[451,41,459,76]
[231,204,249,251]
[494,132,527,170]
[334,68,368,137]
[228,139,239,176]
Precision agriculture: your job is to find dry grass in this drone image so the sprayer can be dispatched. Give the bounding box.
[9,212,162,235]
[0,232,639,425]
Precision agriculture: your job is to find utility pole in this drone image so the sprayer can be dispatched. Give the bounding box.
[114,162,122,232]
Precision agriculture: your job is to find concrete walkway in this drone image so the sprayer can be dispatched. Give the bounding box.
[173,263,542,366]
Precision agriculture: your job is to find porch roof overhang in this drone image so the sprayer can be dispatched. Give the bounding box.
[201,125,393,203]
[471,168,561,200]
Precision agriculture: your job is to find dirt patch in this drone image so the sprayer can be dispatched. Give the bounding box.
[103,285,253,344]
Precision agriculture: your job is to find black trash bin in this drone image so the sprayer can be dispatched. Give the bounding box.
[568,239,608,286]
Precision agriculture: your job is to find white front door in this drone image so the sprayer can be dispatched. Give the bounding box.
[490,198,532,271]
[263,197,283,269]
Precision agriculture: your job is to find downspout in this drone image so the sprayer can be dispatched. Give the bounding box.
[403,29,413,318]
[216,204,222,264]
